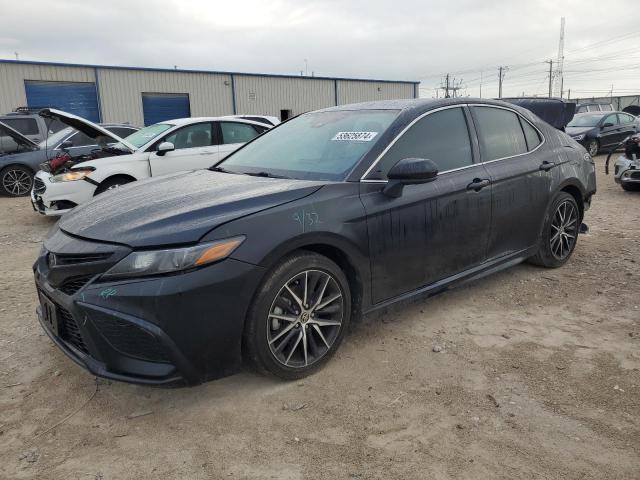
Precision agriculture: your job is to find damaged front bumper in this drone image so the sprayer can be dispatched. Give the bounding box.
[614,155,640,185]
[30,170,96,216]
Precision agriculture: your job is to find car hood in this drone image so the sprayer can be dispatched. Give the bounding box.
[58,169,324,247]
[565,126,595,136]
[0,120,39,150]
[39,108,136,152]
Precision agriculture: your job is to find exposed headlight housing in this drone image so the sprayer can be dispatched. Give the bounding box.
[50,168,95,183]
[102,236,245,279]
[572,134,585,141]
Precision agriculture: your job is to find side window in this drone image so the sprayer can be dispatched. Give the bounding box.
[220,122,260,144]
[473,107,527,161]
[2,118,39,135]
[619,114,634,124]
[107,127,138,139]
[163,123,212,150]
[587,105,598,112]
[519,118,542,151]
[603,114,619,126]
[68,131,97,147]
[576,106,587,113]
[370,108,473,179]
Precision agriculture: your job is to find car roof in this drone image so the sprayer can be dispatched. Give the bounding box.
[158,116,267,126]
[315,97,525,113]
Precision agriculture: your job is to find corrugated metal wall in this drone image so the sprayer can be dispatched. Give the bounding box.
[337,80,416,105]
[97,69,234,126]
[0,63,95,115]
[234,75,335,117]
[0,61,418,126]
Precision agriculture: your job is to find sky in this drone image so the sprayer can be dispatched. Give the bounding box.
[1,0,638,100]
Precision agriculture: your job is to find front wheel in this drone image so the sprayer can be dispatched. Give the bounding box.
[529,192,580,268]
[243,251,351,379]
[94,176,134,195]
[587,139,599,156]
[0,165,33,196]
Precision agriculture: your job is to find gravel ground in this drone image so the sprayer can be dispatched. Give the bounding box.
[1,155,639,479]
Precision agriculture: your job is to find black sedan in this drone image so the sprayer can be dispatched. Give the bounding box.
[566,111,638,156]
[33,98,597,385]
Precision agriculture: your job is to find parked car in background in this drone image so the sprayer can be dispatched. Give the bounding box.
[565,111,638,156]
[31,109,271,215]
[223,115,281,126]
[0,107,68,148]
[33,98,596,385]
[0,121,138,196]
[575,102,614,114]
[604,132,640,192]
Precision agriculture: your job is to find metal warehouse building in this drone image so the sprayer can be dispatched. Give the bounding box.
[0,59,419,126]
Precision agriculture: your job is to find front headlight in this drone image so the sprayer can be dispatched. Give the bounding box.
[50,168,95,183]
[572,134,585,141]
[102,236,245,279]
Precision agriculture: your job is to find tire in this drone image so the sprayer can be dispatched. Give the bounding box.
[529,192,580,268]
[0,165,33,197]
[243,251,351,380]
[621,183,640,192]
[94,176,134,195]
[587,139,599,156]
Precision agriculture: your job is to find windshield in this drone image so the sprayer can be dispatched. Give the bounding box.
[114,123,173,150]
[38,127,73,148]
[568,114,604,128]
[218,110,399,180]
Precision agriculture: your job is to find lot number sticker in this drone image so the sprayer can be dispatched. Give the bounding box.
[332,131,379,142]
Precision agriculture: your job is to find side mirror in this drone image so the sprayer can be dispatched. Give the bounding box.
[383,157,438,198]
[60,140,73,150]
[156,141,175,156]
[602,122,614,128]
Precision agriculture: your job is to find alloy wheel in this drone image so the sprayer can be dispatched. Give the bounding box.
[588,140,598,156]
[267,269,344,368]
[550,200,578,260]
[2,169,32,196]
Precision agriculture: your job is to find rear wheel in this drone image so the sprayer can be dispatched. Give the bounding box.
[587,139,599,156]
[94,176,134,195]
[244,251,351,379]
[529,192,580,268]
[0,165,33,196]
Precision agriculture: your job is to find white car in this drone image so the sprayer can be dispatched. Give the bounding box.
[31,109,271,216]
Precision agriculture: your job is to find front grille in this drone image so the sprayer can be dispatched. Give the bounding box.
[49,252,113,266]
[631,171,640,180]
[59,275,94,296]
[33,177,46,194]
[57,304,89,354]
[92,316,170,363]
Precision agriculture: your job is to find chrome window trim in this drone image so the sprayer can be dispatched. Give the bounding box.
[360,102,546,182]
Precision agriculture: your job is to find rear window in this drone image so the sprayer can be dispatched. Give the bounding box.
[473,107,527,161]
[1,117,39,135]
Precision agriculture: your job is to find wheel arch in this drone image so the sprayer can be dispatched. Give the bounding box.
[558,181,585,221]
[0,162,34,174]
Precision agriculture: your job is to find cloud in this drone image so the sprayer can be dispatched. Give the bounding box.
[0,0,638,98]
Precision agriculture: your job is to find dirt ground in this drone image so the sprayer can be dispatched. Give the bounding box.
[0,155,638,480]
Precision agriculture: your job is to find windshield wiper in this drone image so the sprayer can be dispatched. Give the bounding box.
[210,166,237,174]
[243,171,290,179]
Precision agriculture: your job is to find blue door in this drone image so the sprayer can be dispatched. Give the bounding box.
[142,93,190,126]
[25,81,100,122]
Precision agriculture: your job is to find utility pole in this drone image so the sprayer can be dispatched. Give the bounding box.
[479,71,483,98]
[498,66,507,98]
[554,17,565,97]
[568,88,571,99]
[546,60,553,97]
[445,73,450,98]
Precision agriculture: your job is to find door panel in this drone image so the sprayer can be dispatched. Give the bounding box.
[149,122,219,176]
[361,164,492,304]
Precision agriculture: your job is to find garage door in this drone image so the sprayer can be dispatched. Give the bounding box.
[142,93,190,126]
[25,80,100,122]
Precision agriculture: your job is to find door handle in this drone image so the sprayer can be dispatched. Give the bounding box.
[466,178,490,192]
[539,160,556,172]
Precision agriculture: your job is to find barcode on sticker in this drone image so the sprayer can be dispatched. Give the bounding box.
[331,131,378,142]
